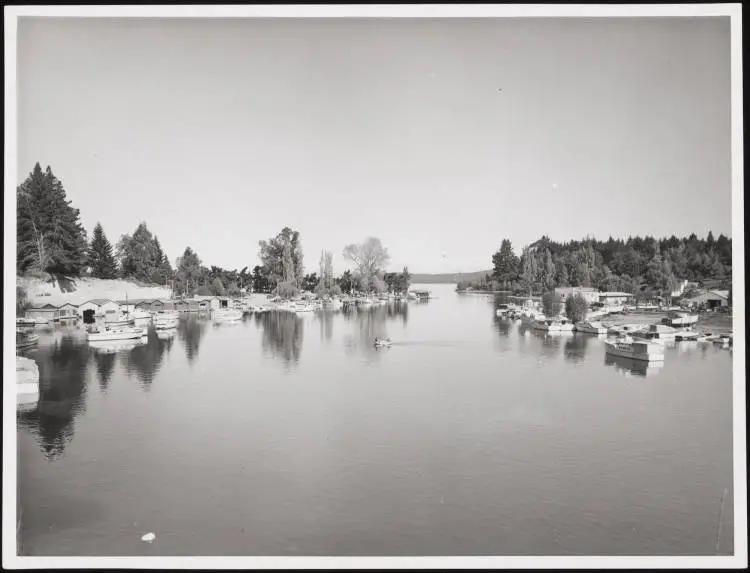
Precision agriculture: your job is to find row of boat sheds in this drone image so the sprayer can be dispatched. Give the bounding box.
[19,295,244,325]
[19,289,436,326]
[495,301,733,364]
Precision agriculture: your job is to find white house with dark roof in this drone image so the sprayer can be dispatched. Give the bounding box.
[554,287,600,305]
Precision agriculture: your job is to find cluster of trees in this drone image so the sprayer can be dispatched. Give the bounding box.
[16,163,89,276]
[487,234,732,297]
[254,233,412,299]
[17,164,412,301]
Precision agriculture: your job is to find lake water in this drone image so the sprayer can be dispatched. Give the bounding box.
[16,284,734,556]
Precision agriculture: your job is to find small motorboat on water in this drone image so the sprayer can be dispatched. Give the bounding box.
[374,337,392,348]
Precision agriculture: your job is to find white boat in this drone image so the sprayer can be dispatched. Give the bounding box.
[574,321,609,335]
[495,304,511,317]
[533,317,575,332]
[662,311,699,327]
[294,303,315,313]
[633,324,678,342]
[607,323,648,336]
[155,317,178,330]
[87,326,143,342]
[156,329,176,340]
[675,331,700,342]
[17,331,40,349]
[104,313,136,327]
[214,309,243,322]
[88,339,146,353]
[17,356,39,410]
[604,335,665,362]
[16,317,37,327]
[129,309,153,321]
[374,337,392,348]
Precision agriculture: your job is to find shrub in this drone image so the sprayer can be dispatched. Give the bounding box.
[275,281,299,300]
[542,291,563,317]
[565,293,589,323]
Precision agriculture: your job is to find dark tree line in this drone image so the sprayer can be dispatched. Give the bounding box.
[469,233,732,297]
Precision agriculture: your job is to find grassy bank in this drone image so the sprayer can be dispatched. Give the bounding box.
[18,276,172,306]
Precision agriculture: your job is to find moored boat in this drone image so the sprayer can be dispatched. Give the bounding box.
[574,321,608,335]
[155,317,178,330]
[662,311,699,327]
[633,324,678,342]
[16,330,40,349]
[214,309,243,322]
[374,337,392,348]
[17,356,40,410]
[604,335,665,362]
[533,317,575,332]
[607,323,648,336]
[87,326,143,342]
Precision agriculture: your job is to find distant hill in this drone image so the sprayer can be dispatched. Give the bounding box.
[410,270,492,284]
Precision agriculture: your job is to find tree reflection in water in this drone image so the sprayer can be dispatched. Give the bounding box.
[177,315,208,364]
[121,330,175,390]
[93,352,117,393]
[317,310,334,342]
[17,334,90,460]
[259,311,304,368]
[563,333,592,363]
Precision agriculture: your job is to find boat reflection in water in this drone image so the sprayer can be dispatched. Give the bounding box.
[604,353,665,378]
[17,333,91,460]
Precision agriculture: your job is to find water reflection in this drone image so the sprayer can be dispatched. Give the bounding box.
[317,310,334,343]
[343,304,409,360]
[122,330,175,390]
[563,334,592,363]
[259,312,304,368]
[493,315,512,337]
[604,353,664,378]
[17,333,90,460]
[177,316,208,364]
[93,352,117,393]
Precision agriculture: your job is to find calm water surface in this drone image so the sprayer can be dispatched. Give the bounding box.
[17,284,734,556]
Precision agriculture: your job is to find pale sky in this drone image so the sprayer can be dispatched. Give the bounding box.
[17,16,732,274]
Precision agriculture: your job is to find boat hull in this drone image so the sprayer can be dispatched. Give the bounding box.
[88,329,142,342]
[604,341,664,362]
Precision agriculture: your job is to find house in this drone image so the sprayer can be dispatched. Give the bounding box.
[685,289,730,310]
[78,299,120,323]
[25,303,59,322]
[598,292,634,306]
[56,302,79,320]
[554,287,600,305]
[192,295,221,311]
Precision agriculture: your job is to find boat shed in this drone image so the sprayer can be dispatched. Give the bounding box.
[56,302,79,319]
[78,299,120,322]
[193,295,222,311]
[598,292,633,306]
[685,289,729,310]
[25,303,59,321]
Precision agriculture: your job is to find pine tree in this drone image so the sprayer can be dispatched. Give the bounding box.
[89,222,118,279]
[17,163,88,276]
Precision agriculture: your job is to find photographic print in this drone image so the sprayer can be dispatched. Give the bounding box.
[4,4,745,570]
